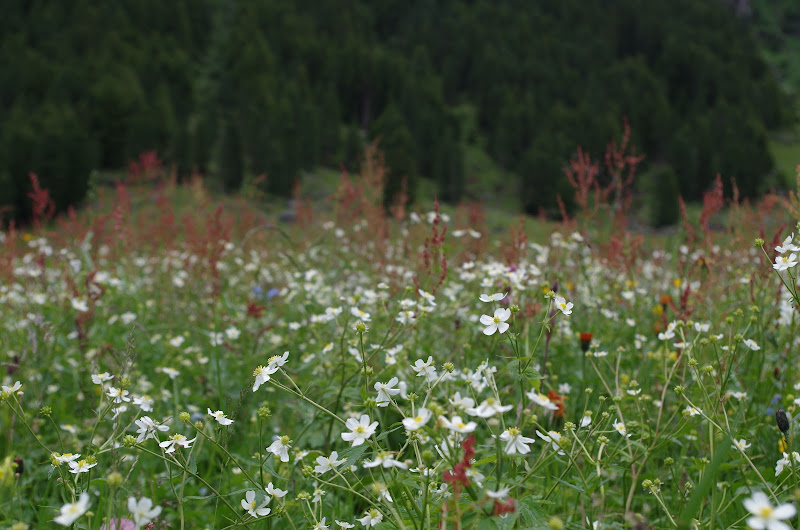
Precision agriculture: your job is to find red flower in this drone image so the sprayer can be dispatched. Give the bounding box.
[246,300,265,318]
[579,332,593,352]
[462,434,476,463]
[442,434,477,495]
[492,497,516,516]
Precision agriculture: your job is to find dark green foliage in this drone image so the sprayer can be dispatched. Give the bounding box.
[0,0,794,222]
[217,120,244,193]
[371,104,417,208]
[650,166,682,227]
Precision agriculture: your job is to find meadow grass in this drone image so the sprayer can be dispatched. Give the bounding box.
[1,160,800,530]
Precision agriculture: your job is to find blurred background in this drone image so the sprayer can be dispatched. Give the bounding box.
[1,0,798,226]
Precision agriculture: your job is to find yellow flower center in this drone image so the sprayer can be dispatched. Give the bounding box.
[760,506,773,518]
[414,416,423,422]
[268,356,279,364]
[355,426,365,433]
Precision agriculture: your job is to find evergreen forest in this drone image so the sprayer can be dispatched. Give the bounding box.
[1,0,797,222]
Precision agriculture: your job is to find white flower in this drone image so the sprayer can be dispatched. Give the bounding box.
[225,326,241,340]
[479,292,507,303]
[525,391,559,411]
[342,415,378,446]
[336,521,356,529]
[743,491,796,530]
[743,339,761,351]
[357,508,383,528]
[159,433,196,454]
[266,482,288,498]
[685,406,702,417]
[135,416,169,443]
[91,373,114,385]
[536,430,566,455]
[374,377,401,407]
[252,364,279,391]
[449,392,475,410]
[169,336,185,348]
[466,397,513,418]
[68,459,97,474]
[411,357,438,382]
[161,367,180,380]
[132,395,154,412]
[71,298,89,312]
[106,387,131,404]
[396,310,416,325]
[499,427,535,454]
[439,415,477,434]
[267,436,292,462]
[402,408,432,431]
[313,517,330,530]
[774,254,799,272]
[54,452,81,464]
[351,307,371,322]
[775,452,800,476]
[2,381,22,396]
[777,235,800,254]
[732,439,751,452]
[54,492,91,526]
[363,451,408,470]
[314,450,346,474]
[418,289,436,305]
[312,485,326,503]
[613,419,631,438]
[128,497,162,527]
[207,408,234,426]
[554,295,573,316]
[479,307,511,335]
[486,487,510,499]
[267,351,290,369]
[241,490,271,518]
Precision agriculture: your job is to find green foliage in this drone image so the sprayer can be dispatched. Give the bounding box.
[216,120,244,193]
[649,165,682,228]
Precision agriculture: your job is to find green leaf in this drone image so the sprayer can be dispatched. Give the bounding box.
[340,443,368,469]
[677,434,732,528]
[517,495,550,529]
[507,360,542,383]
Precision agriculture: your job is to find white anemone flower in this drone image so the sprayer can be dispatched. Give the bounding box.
[241,490,271,518]
[54,492,91,526]
[743,491,796,530]
[480,308,511,335]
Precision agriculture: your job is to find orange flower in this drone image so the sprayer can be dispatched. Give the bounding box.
[547,389,566,418]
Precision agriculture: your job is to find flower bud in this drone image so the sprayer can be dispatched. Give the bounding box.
[776,409,790,434]
[106,471,124,487]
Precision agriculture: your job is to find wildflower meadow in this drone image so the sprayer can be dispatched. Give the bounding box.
[3,156,800,530]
